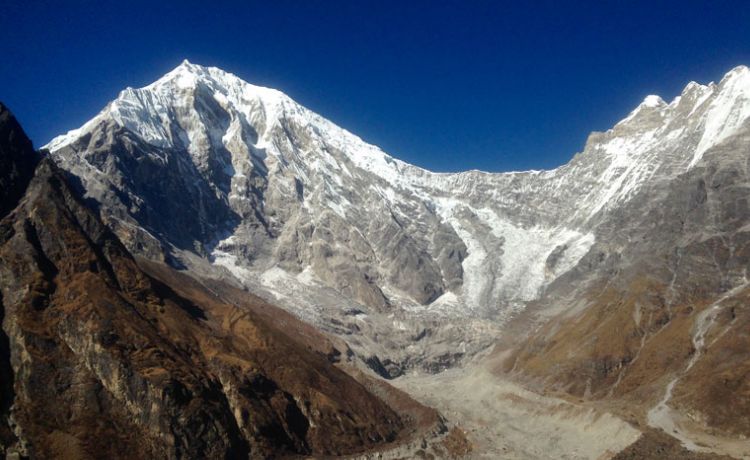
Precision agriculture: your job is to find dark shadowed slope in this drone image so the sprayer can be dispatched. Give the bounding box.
[0,103,39,219]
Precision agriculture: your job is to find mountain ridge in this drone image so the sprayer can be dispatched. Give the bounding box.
[45,61,750,174]
[43,61,750,303]
[43,62,750,382]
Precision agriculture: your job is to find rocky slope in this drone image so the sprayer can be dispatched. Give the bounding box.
[0,103,439,459]
[501,109,750,456]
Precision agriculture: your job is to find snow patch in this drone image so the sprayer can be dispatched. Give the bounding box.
[690,66,750,167]
[211,249,252,280]
[642,95,665,107]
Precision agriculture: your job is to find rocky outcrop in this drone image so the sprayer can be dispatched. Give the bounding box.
[0,106,418,458]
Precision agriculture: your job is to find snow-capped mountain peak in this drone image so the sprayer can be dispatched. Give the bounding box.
[642,94,666,107]
[46,61,291,153]
[42,62,750,326]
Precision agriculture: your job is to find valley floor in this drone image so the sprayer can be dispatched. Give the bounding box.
[391,364,641,459]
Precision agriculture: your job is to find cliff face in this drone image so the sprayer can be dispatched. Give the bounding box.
[0,103,39,219]
[0,106,411,459]
[0,102,39,456]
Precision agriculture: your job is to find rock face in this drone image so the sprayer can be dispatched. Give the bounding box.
[0,105,422,458]
[0,103,39,218]
[0,102,39,458]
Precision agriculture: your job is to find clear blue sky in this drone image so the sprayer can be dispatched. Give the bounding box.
[2,1,749,172]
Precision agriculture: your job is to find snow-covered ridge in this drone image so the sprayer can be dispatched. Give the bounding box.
[47,60,286,151]
[46,61,750,194]
[46,60,422,182]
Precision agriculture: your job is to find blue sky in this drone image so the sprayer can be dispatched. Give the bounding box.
[2,1,749,172]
